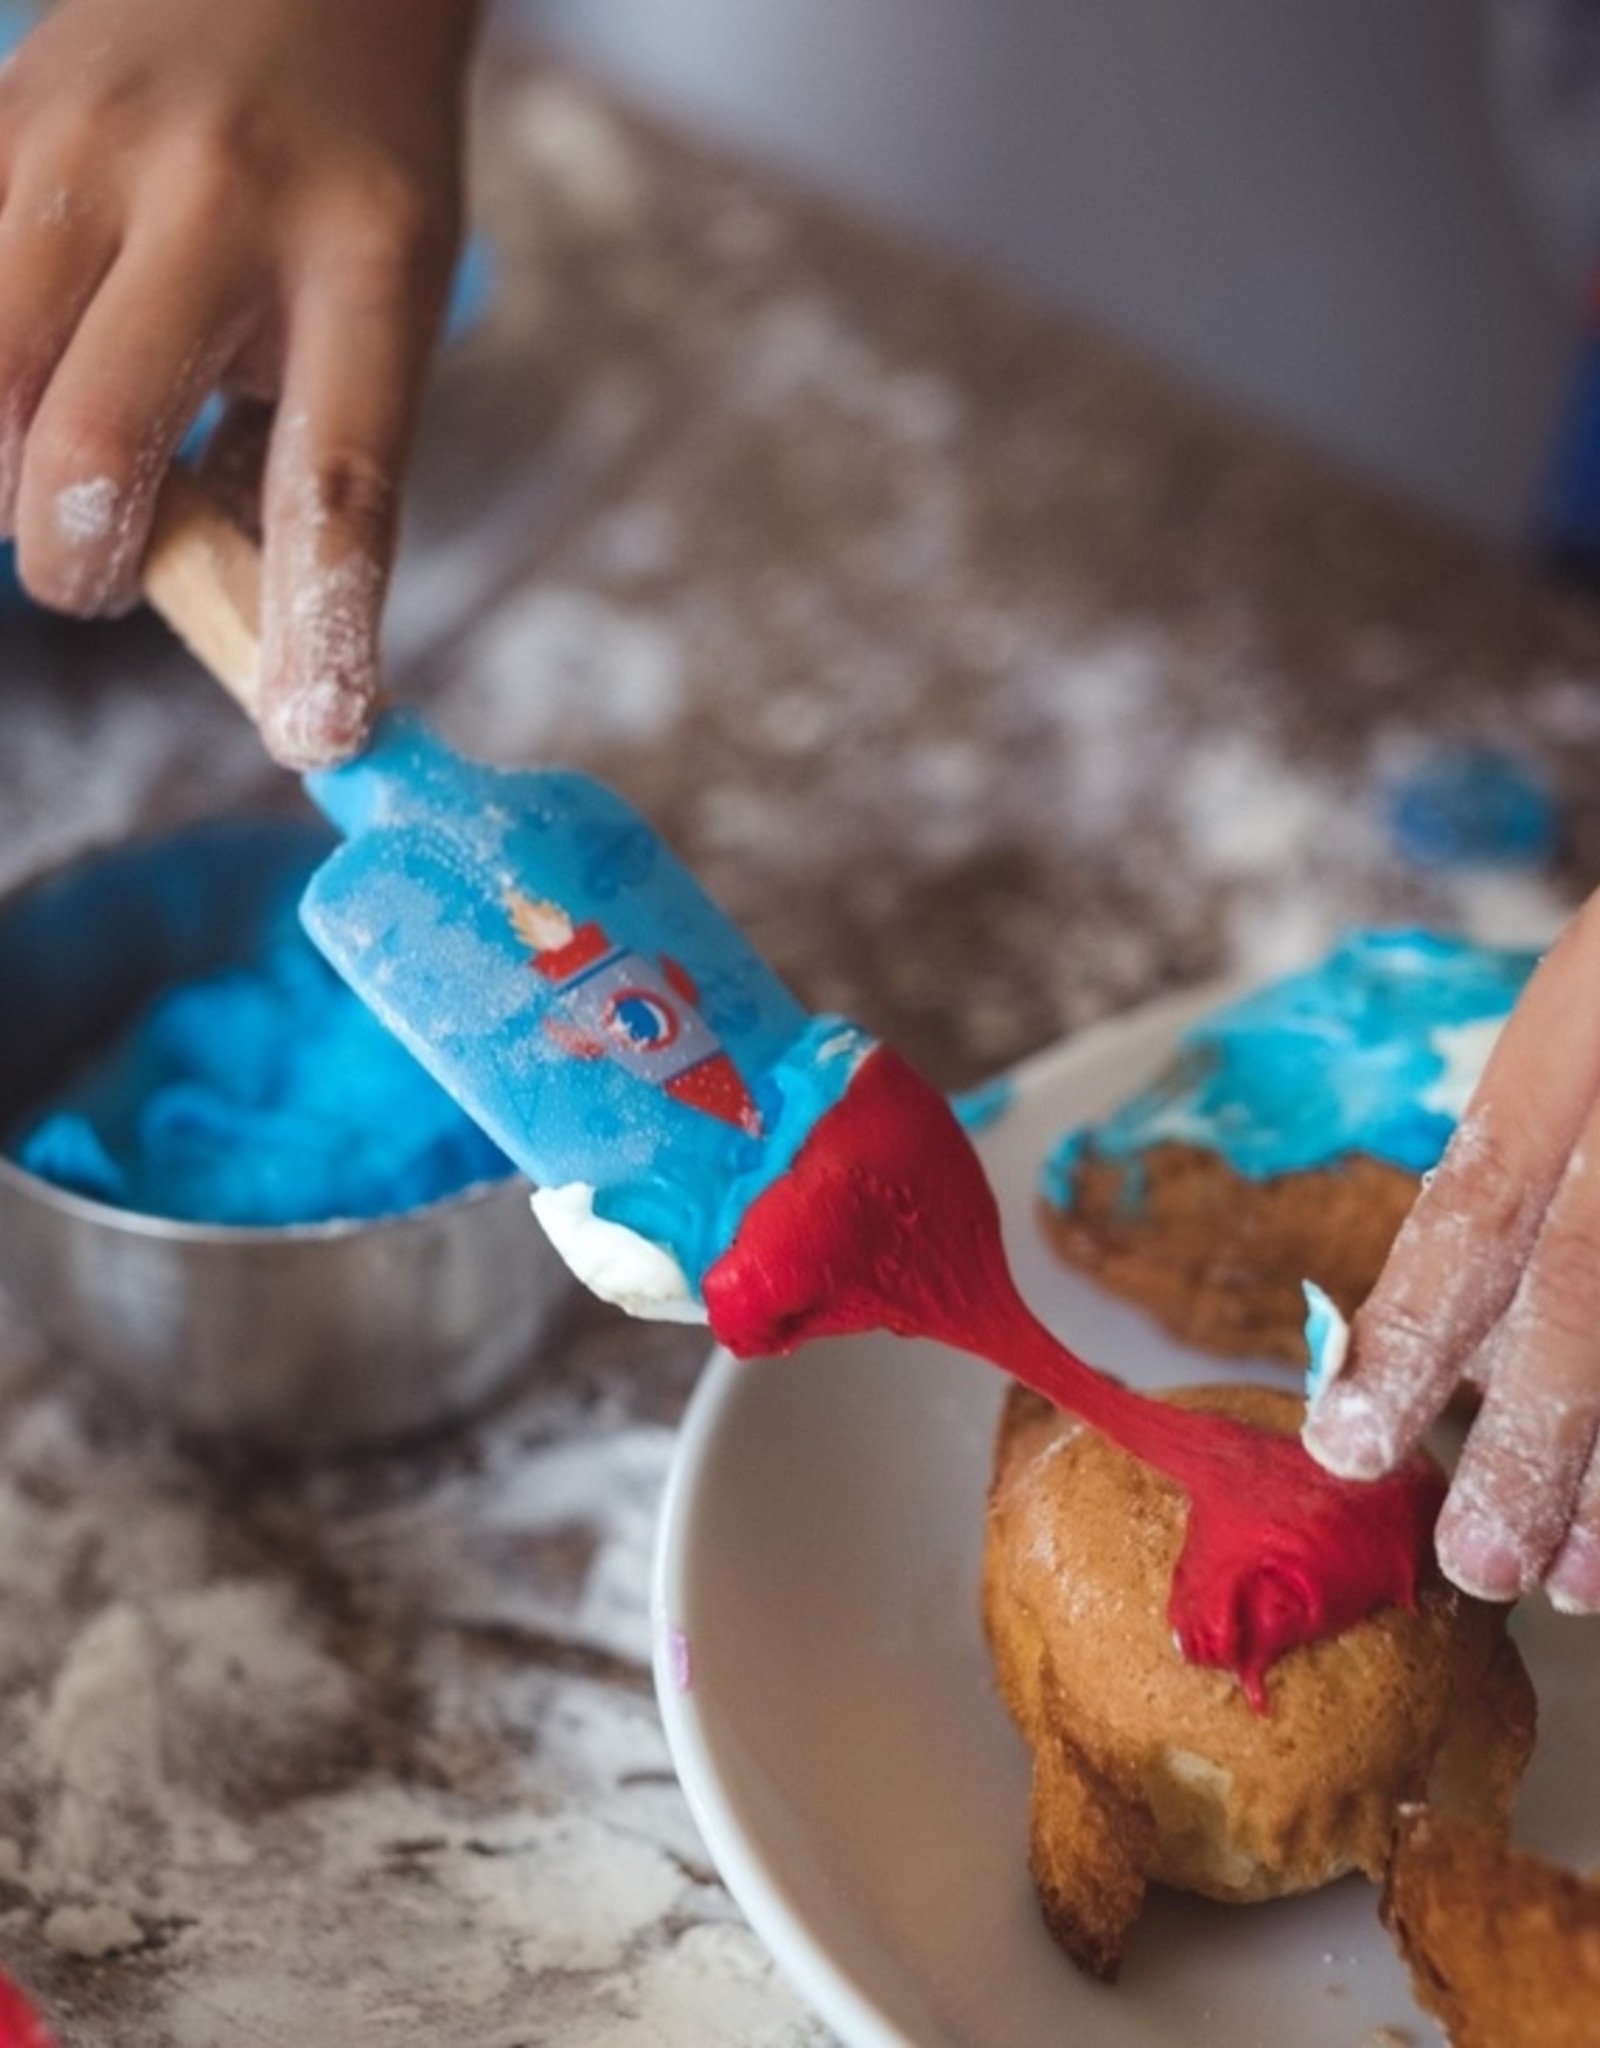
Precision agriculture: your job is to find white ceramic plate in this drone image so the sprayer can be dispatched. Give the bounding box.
[652,989,1598,2048]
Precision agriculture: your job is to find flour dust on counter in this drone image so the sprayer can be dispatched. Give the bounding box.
[0,1292,828,2047]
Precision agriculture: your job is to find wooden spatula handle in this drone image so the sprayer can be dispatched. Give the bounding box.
[142,469,264,719]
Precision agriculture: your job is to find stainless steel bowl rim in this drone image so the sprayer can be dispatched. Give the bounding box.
[0,1149,529,1245]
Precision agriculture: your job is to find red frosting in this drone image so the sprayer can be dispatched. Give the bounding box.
[0,1973,54,2048]
[703,1045,1445,1710]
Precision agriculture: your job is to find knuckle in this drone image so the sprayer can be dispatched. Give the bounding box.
[23,87,141,190]
[1459,1409,1577,1555]
[160,125,265,229]
[27,94,107,164]
[1345,1292,1455,1427]
[1522,1215,1600,1353]
[321,168,455,305]
[1349,1290,1435,1370]
[160,100,304,220]
[308,445,399,561]
[1435,1120,1541,1250]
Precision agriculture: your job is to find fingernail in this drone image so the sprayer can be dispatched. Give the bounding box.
[1546,1528,1600,1615]
[1437,1510,1528,1603]
[1301,1385,1399,1481]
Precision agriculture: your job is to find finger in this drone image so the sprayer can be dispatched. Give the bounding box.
[256,227,446,770]
[1545,1443,1600,1613]
[1304,911,1600,1479]
[0,176,119,533]
[14,210,255,614]
[1433,1134,1600,1600]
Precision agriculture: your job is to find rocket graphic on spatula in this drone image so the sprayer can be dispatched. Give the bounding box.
[142,470,882,1329]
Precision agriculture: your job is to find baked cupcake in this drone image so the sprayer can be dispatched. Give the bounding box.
[982,1381,1536,1980]
[1384,1808,1600,2048]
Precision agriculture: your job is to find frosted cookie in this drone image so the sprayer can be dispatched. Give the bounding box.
[1384,1809,1600,2048]
[1039,929,1539,1361]
[982,1382,1536,1983]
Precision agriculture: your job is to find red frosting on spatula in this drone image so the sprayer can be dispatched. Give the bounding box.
[704,1045,1444,1710]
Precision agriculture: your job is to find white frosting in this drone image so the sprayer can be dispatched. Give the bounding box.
[1420,1017,1504,1119]
[530,1184,707,1324]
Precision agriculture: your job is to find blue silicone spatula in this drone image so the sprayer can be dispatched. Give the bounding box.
[141,471,877,1321]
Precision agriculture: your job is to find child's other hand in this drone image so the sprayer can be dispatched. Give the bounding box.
[0,0,480,766]
[1304,893,1600,1613]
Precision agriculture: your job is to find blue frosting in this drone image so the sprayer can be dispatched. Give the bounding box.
[10,904,511,1226]
[302,710,869,1293]
[1042,929,1539,1203]
[1384,745,1558,870]
[951,1075,1016,1135]
[1301,1279,1348,1404]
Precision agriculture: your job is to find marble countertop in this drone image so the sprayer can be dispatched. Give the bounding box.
[1,34,1598,2047]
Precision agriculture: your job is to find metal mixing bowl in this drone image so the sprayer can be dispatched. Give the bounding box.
[0,815,572,1453]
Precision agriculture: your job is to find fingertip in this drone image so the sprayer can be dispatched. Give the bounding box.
[1435,1510,1531,1604]
[258,669,376,772]
[16,417,167,616]
[1544,1526,1600,1615]
[259,539,384,769]
[16,469,135,614]
[1300,1383,1406,1481]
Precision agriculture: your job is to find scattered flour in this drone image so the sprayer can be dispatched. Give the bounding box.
[515,78,646,229]
[337,1423,674,1668]
[1527,670,1600,744]
[41,1903,142,1959]
[1178,731,1341,883]
[1221,890,1344,985]
[565,1924,835,2048]
[457,584,687,751]
[732,296,965,448]
[583,500,681,584]
[1438,863,1573,948]
[0,1341,811,2046]
[455,1811,682,1974]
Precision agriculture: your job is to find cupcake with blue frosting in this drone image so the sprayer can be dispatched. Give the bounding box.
[1039,930,1539,1362]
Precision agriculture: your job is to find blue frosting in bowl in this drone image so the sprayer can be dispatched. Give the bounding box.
[10,900,511,1226]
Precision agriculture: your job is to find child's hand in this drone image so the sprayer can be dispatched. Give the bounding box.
[1304,893,1600,1612]
[0,0,480,766]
